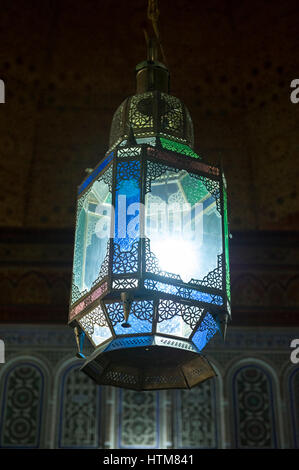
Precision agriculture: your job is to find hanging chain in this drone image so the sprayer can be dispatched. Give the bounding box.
[146,0,167,65]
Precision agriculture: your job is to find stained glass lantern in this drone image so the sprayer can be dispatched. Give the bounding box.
[68,54,231,390]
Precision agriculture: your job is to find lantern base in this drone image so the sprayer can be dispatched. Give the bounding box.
[80,335,216,390]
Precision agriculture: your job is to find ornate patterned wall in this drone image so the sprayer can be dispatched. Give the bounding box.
[1,229,299,327]
[0,361,46,448]
[288,368,299,448]
[231,364,278,448]
[56,362,101,448]
[0,1,298,232]
[118,390,160,448]
[0,228,298,448]
[0,0,298,452]
[0,325,298,449]
[174,380,219,448]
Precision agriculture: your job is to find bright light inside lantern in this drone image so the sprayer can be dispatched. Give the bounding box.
[144,165,223,284]
[150,237,198,283]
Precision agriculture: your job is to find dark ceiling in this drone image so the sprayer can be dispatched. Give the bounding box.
[0,0,298,232]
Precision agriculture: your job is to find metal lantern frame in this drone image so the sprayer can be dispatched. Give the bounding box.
[68,129,231,390]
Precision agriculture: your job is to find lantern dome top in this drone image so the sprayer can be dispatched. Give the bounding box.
[108,61,194,151]
[109,29,194,151]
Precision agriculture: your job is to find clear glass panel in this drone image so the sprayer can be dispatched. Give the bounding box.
[223,177,231,302]
[145,164,222,284]
[156,299,199,338]
[136,137,156,146]
[78,305,112,347]
[157,314,192,338]
[72,170,112,303]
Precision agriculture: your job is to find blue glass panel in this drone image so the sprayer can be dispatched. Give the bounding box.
[106,301,154,335]
[78,152,113,195]
[118,314,152,335]
[78,305,112,347]
[113,160,141,273]
[144,279,223,305]
[192,313,219,351]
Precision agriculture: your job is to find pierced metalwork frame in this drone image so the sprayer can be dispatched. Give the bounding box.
[69,138,230,388]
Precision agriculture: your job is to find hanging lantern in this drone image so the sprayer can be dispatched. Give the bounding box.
[68,31,231,391]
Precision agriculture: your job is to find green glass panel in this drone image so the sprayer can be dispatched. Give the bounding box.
[180,175,209,205]
[160,137,201,159]
[223,183,231,301]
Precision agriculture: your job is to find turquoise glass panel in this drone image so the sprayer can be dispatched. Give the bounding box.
[71,171,112,304]
[223,178,231,302]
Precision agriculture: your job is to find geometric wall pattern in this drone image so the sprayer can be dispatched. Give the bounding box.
[174,380,218,448]
[57,363,101,449]
[0,1,299,234]
[0,362,45,448]
[232,365,278,448]
[0,0,298,451]
[0,325,298,449]
[289,368,299,449]
[118,390,160,449]
[1,229,299,328]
